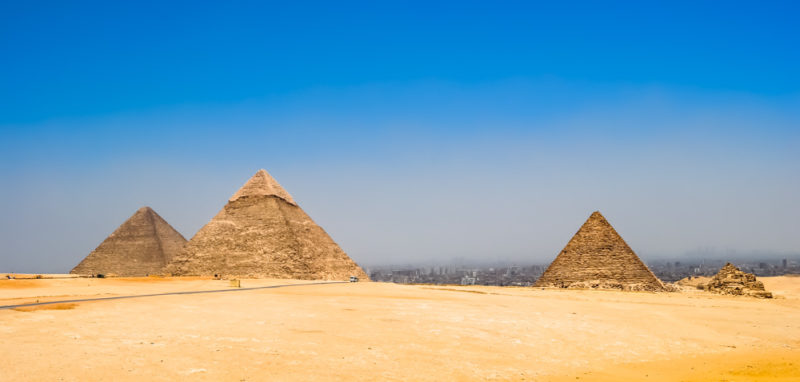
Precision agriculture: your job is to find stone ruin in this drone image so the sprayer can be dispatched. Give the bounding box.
[534,211,665,291]
[166,169,368,281]
[71,207,187,277]
[706,263,772,298]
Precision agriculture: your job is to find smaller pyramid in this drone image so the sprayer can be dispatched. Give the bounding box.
[71,207,187,276]
[534,211,665,291]
[706,263,772,298]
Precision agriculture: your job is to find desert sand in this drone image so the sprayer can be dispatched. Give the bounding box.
[1,276,798,381]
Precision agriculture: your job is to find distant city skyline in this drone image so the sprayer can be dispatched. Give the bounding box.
[1,1,798,273]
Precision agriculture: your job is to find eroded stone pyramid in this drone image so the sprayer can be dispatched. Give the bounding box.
[166,169,368,280]
[706,263,772,298]
[71,207,187,276]
[534,211,665,291]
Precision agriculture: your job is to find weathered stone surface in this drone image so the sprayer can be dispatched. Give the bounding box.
[534,211,665,291]
[706,263,772,298]
[71,207,187,276]
[166,169,367,281]
[675,276,712,291]
[229,169,296,205]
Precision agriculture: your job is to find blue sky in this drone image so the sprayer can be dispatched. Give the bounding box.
[2,1,798,122]
[1,1,799,272]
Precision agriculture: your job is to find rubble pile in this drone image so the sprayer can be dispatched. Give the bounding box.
[706,263,772,298]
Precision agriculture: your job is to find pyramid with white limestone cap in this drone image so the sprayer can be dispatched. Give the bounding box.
[71,207,187,276]
[534,211,665,291]
[229,169,297,205]
[166,169,368,280]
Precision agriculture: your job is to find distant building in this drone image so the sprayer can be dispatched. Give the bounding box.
[461,276,476,285]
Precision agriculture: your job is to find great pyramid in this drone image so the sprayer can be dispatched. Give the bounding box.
[166,169,368,280]
[71,207,187,276]
[534,211,665,291]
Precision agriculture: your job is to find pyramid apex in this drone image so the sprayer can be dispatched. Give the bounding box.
[229,169,296,205]
[588,211,608,221]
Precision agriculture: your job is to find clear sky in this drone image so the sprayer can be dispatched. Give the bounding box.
[1,1,798,272]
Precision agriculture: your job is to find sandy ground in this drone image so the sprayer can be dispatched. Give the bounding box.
[1,276,798,381]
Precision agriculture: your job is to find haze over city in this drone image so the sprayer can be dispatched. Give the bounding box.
[2,2,798,273]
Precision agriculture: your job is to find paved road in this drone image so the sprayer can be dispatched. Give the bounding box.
[0,281,347,310]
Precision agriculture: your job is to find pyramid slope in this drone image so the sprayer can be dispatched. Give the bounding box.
[534,211,664,291]
[71,207,187,276]
[166,170,367,281]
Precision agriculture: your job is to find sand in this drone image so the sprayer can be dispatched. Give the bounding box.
[1,276,798,381]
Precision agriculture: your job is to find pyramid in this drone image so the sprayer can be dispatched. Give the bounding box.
[71,207,187,276]
[706,263,772,298]
[534,211,665,291]
[166,169,368,280]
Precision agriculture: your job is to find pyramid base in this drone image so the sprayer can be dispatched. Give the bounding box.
[535,279,666,292]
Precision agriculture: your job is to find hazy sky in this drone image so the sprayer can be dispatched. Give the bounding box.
[1,1,799,272]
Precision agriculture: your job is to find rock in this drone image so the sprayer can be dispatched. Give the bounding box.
[706,263,772,298]
[676,276,712,291]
